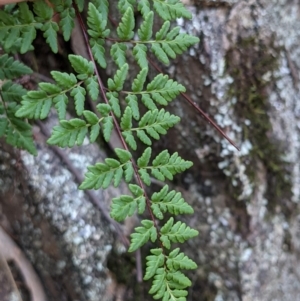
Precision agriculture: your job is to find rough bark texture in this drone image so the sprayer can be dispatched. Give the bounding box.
[1,1,300,301]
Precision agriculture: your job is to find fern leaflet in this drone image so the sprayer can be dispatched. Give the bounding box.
[117,7,135,40]
[111,184,146,221]
[151,185,194,219]
[160,217,199,249]
[166,248,197,271]
[138,148,193,184]
[128,219,157,252]
[80,148,133,190]
[153,0,192,20]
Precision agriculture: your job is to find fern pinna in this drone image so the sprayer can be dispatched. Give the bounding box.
[0,0,200,299]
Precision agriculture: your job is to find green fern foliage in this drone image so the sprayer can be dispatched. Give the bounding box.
[117,7,135,40]
[122,109,180,150]
[2,1,201,300]
[139,148,193,184]
[0,0,80,54]
[128,219,157,252]
[16,55,99,120]
[0,55,36,154]
[47,118,88,147]
[160,217,198,249]
[166,248,197,270]
[153,0,192,20]
[144,247,197,300]
[111,184,146,221]
[0,54,32,79]
[152,27,199,64]
[79,148,134,190]
[151,185,194,219]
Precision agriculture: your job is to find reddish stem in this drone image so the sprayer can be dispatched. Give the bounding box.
[147,57,240,150]
[73,3,163,249]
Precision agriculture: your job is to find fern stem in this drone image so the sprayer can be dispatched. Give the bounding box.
[73,2,164,249]
[147,57,240,150]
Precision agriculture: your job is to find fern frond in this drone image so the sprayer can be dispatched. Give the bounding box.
[120,106,132,130]
[117,7,135,40]
[111,184,146,221]
[152,25,199,64]
[41,21,59,53]
[133,44,148,69]
[102,116,113,142]
[33,0,53,19]
[125,95,139,120]
[155,21,170,40]
[47,118,88,147]
[0,81,36,155]
[108,64,129,91]
[166,248,197,271]
[90,124,100,142]
[83,110,101,142]
[53,94,68,120]
[137,147,151,168]
[18,2,37,53]
[122,131,137,150]
[1,2,200,300]
[128,219,157,252]
[166,270,191,288]
[151,43,170,65]
[146,74,186,105]
[148,268,166,298]
[124,161,134,181]
[153,0,192,20]
[132,68,148,92]
[138,0,151,17]
[144,248,164,280]
[80,148,133,189]
[87,2,110,38]
[106,92,121,117]
[85,76,99,101]
[92,0,109,20]
[141,108,179,141]
[1,81,27,102]
[118,0,135,14]
[16,71,80,119]
[136,129,152,145]
[83,110,99,125]
[122,109,180,149]
[149,267,192,300]
[0,54,32,80]
[75,0,85,12]
[0,3,38,53]
[151,185,194,219]
[96,103,111,116]
[70,86,86,116]
[141,94,157,110]
[69,54,94,80]
[138,11,154,41]
[51,71,78,88]
[138,168,151,185]
[4,116,37,155]
[138,149,193,183]
[160,217,198,249]
[59,7,75,41]
[110,43,127,69]
[15,90,52,119]
[152,150,192,171]
[90,38,107,68]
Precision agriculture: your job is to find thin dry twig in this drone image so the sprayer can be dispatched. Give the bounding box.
[0,226,47,301]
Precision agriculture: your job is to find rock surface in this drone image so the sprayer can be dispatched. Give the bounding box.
[1,1,300,301]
